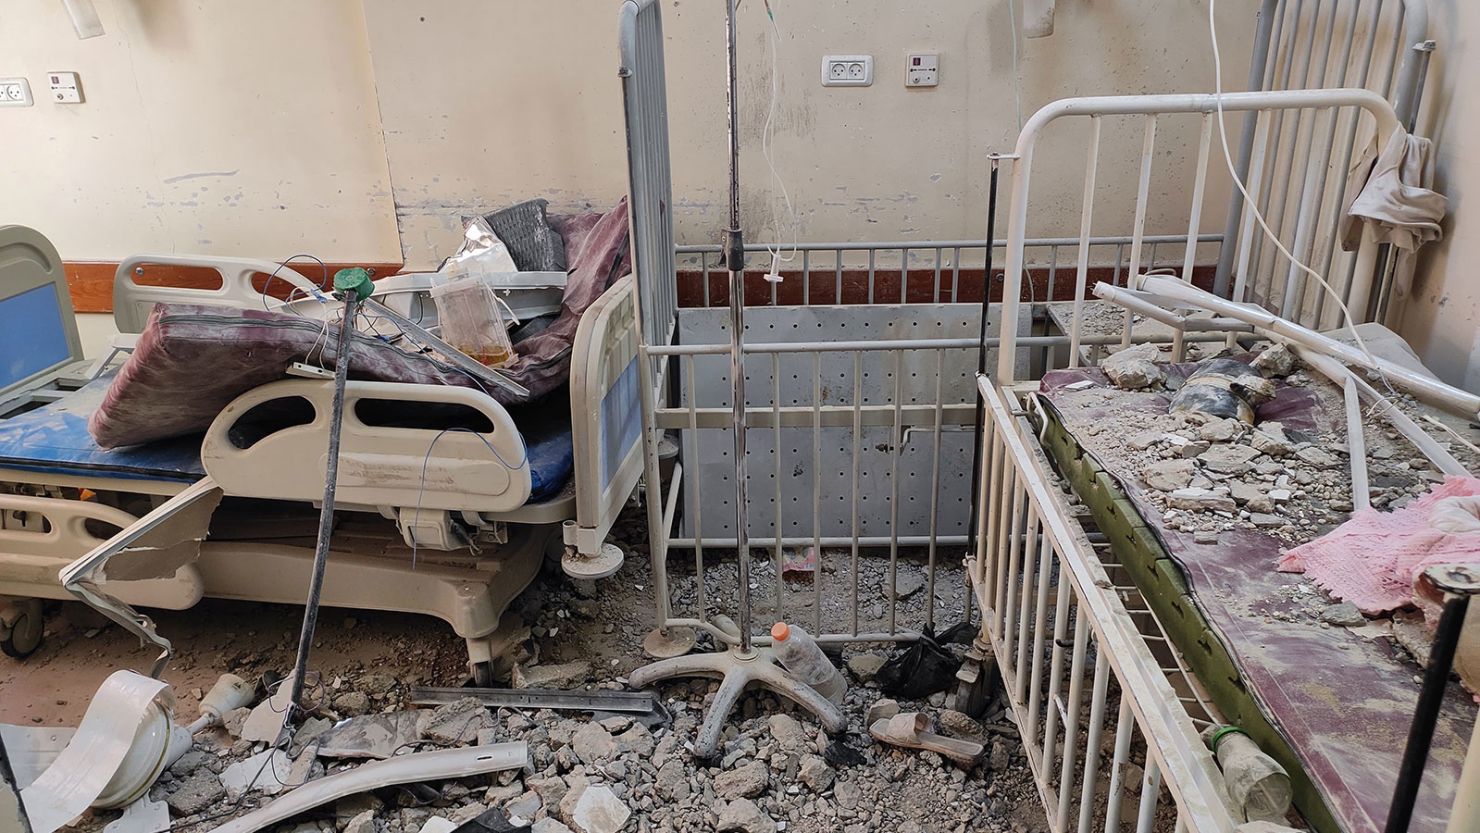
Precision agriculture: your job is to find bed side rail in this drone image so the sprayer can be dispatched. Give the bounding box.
[970,376,1238,833]
[568,274,643,561]
[112,254,325,333]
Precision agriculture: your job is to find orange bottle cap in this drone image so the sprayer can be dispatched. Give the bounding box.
[771,622,790,641]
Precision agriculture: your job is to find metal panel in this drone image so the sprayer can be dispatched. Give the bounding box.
[618,0,677,358]
[673,304,1011,540]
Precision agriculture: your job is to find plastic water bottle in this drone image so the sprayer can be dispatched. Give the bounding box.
[1208,727,1292,823]
[770,621,846,704]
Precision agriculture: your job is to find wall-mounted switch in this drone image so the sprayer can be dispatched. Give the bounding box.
[48,71,83,103]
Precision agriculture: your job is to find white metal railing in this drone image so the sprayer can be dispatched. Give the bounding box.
[972,377,1238,833]
[996,88,1403,383]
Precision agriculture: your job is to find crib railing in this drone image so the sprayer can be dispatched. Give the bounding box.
[971,376,1239,833]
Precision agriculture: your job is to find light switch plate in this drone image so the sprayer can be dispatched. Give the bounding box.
[47,71,83,103]
[906,53,939,87]
[0,78,34,107]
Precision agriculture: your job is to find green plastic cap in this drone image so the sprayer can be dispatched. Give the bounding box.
[332,267,374,301]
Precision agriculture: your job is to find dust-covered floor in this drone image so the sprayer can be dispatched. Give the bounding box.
[2,504,1054,833]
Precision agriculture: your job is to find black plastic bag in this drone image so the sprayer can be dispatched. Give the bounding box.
[875,624,968,700]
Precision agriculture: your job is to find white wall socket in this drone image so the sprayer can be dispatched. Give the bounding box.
[821,55,873,87]
[906,53,939,87]
[0,78,34,107]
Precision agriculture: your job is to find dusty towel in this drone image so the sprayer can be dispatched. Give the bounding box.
[1339,127,1447,301]
[1277,475,1480,616]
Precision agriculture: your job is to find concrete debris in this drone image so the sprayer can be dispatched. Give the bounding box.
[1321,602,1366,627]
[1143,459,1195,492]
[766,713,809,754]
[289,716,334,757]
[220,706,251,738]
[1167,488,1237,514]
[1295,446,1339,469]
[165,768,225,815]
[423,696,496,745]
[1101,343,1166,390]
[239,676,297,743]
[513,661,593,690]
[1250,423,1293,456]
[716,798,778,833]
[532,820,575,833]
[1199,418,1242,443]
[220,748,293,799]
[344,809,377,833]
[892,572,926,599]
[714,760,769,799]
[317,711,429,760]
[567,784,630,833]
[846,652,887,683]
[569,722,615,765]
[1197,444,1263,474]
[866,697,900,725]
[1252,343,1297,377]
[332,691,372,716]
[798,754,835,792]
[417,819,459,833]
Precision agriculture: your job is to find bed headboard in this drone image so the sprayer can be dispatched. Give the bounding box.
[0,226,82,402]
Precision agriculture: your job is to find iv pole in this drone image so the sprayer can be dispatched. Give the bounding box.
[628,0,845,761]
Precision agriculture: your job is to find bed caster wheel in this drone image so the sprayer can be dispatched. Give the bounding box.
[470,661,498,688]
[562,542,624,580]
[0,599,44,659]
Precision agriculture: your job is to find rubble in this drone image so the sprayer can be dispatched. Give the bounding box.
[1321,603,1366,628]
[845,653,886,683]
[1101,343,1165,390]
[1167,488,1236,513]
[716,798,777,833]
[1143,459,1195,491]
[565,784,629,833]
[1251,343,1297,377]
[513,661,593,690]
[714,760,769,799]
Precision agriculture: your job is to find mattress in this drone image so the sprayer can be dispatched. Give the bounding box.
[1036,360,1476,833]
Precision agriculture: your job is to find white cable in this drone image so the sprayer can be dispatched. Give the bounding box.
[1007,0,1023,132]
[761,4,799,265]
[1207,0,1393,394]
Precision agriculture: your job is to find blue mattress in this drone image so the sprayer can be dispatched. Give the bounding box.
[0,378,574,501]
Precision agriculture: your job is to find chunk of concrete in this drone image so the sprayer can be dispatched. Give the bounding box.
[1102,343,1165,390]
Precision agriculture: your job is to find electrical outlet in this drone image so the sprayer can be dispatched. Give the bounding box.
[906,53,939,87]
[0,78,34,108]
[47,71,83,104]
[821,55,873,87]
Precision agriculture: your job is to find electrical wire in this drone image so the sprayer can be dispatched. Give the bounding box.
[761,0,800,267]
[1206,0,1396,399]
[260,254,330,314]
[408,426,529,570]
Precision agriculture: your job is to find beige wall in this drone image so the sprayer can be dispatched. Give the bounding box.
[366,0,1254,270]
[1403,0,1480,391]
[0,0,398,262]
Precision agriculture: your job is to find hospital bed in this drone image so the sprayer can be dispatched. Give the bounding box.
[0,224,645,683]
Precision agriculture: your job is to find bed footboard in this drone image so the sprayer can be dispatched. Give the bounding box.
[568,274,643,562]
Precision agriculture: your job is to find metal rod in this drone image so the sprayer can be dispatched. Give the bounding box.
[967,158,1001,565]
[286,291,360,720]
[1214,0,1281,298]
[1384,587,1471,833]
[410,686,658,714]
[722,0,752,654]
